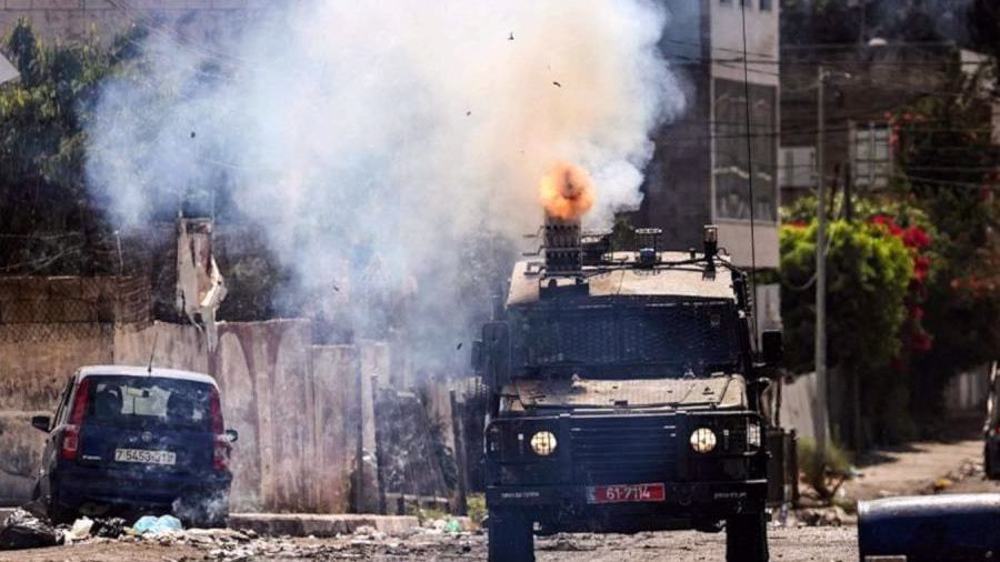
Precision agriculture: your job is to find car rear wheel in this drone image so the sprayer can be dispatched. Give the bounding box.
[44,489,76,525]
[726,511,769,562]
[986,444,999,480]
[487,508,534,562]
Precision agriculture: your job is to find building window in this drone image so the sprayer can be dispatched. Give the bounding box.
[851,123,892,191]
[779,146,816,189]
[713,79,778,222]
[760,0,772,10]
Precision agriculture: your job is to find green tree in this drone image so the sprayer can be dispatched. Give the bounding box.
[891,70,1000,417]
[780,217,914,446]
[0,20,143,274]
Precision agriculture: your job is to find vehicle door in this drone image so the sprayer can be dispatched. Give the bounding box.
[39,375,75,498]
[79,376,216,476]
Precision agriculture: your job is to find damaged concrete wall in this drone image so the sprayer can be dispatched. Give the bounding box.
[312,345,359,513]
[115,319,324,513]
[0,276,455,515]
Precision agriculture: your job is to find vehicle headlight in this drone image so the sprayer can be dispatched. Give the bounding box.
[747,422,762,450]
[529,431,558,456]
[690,427,717,454]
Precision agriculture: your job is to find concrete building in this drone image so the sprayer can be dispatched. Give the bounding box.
[780,42,999,203]
[640,0,781,333]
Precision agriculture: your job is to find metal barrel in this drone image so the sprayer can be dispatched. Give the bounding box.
[858,494,1000,561]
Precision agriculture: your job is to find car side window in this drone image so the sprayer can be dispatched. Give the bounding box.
[52,377,75,426]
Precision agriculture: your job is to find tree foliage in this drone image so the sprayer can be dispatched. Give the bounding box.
[779,215,916,445]
[779,218,913,373]
[781,0,1000,51]
[890,70,1000,412]
[0,20,143,274]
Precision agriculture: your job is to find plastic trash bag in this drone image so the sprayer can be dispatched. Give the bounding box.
[132,514,183,535]
[0,508,60,550]
[65,517,94,543]
[92,517,127,539]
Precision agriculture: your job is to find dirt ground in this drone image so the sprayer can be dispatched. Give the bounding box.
[4,426,996,562]
[845,436,989,501]
[0,526,859,562]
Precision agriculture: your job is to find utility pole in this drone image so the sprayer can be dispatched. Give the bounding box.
[815,65,830,461]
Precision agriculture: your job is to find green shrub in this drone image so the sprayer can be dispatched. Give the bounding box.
[797,437,853,502]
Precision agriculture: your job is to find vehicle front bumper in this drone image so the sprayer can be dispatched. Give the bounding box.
[53,465,231,510]
[486,479,768,533]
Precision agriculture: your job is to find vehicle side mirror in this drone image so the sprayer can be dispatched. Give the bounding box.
[225,429,239,443]
[761,330,783,367]
[470,340,484,371]
[31,415,52,433]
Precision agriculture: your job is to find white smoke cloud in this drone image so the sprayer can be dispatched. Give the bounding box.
[86,0,684,369]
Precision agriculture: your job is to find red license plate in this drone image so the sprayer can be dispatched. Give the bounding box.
[587,483,666,504]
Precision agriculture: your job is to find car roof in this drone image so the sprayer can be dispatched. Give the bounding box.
[76,365,218,386]
[507,251,738,306]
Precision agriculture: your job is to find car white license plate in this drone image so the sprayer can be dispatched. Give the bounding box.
[114,448,176,466]
[587,483,666,504]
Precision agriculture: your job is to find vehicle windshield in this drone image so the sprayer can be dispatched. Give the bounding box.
[83,376,215,431]
[511,301,742,379]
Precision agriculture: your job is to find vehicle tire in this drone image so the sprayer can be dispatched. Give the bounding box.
[726,511,769,562]
[45,489,75,525]
[986,444,998,480]
[487,508,534,562]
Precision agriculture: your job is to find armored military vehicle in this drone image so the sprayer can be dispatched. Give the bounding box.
[474,220,782,562]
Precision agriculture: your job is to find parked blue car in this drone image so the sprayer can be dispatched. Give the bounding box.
[30,366,238,527]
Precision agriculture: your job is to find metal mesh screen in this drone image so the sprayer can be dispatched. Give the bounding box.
[515,302,740,373]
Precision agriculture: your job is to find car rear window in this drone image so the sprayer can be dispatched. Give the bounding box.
[83,375,215,431]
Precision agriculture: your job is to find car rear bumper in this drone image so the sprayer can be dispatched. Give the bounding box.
[486,479,767,533]
[53,465,231,509]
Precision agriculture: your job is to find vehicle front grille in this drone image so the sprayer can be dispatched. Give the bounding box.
[569,416,679,485]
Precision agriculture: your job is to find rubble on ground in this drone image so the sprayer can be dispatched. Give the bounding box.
[0,509,480,561]
[792,505,857,528]
[0,508,61,550]
[927,459,982,493]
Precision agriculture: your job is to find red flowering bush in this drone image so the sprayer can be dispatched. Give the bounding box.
[869,214,934,361]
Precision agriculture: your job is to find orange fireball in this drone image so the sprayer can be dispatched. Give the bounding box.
[538,161,595,221]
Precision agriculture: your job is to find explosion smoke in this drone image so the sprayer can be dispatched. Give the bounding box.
[539,161,595,221]
[86,1,685,371]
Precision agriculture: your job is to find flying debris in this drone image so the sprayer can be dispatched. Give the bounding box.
[508,32,514,40]
[552,81,562,88]
[456,342,463,350]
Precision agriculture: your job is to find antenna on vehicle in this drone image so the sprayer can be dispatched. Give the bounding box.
[147,331,160,375]
[739,0,760,346]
